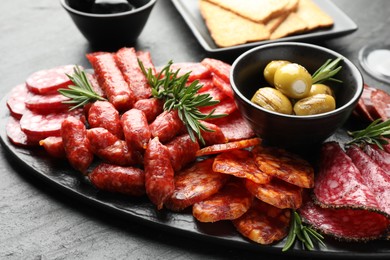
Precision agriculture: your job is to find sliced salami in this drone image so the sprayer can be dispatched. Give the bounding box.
[232,199,290,245]
[363,144,390,173]
[195,78,214,93]
[24,91,70,112]
[192,178,253,222]
[212,110,255,141]
[169,62,211,82]
[314,142,381,211]
[201,58,231,83]
[213,149,271,184]
[6,117,37,146]
[346,145,390,216]
[371,88,390,121]
[196,137,261,157]
[164,158,230,211]
[197,86,227,102]
[20,108,83,142]
[6,83,28,119]
[26,65,75,95]
[212,74,234,99]
[199,97,237,118]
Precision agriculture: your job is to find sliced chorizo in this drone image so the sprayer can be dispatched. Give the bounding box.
[196,137,261,157]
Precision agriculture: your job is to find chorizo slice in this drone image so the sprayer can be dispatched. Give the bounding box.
[114,47,153,101]
[192,178,253,222]
[61,116,93,173]
[86,52,135,112]
[232,199,291,245]
[6,83,28,119]
[144,137,175,210]
[88,100,123,139]
[121,108,151,152]
[253,145,314,188]
[39,136,66,159]
[196,137,261,157]
[165,158,230,212]
[133,98,164,123]
[89,163,145,196]
[245,178,303,209]
[165,134,200,172]
[213,149,271,184]
[149,110,184,143]
[87,127,138,166]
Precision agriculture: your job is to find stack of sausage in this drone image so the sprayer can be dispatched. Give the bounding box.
[6,47,316,246]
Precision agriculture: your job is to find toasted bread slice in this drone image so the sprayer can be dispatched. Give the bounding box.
[199,0,270,48]
[270,12,308,40]
[204,0,291,23]
[295,0,334,30]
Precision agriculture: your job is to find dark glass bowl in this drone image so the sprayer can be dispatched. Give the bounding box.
[230,42,363,150]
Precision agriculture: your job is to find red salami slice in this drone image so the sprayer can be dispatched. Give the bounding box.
[212,110,255,141]
[24,91,70,112]
[6,117,37,146]
[165,158,230,211]
[26,65,75,95]
[39,136,66,159]
[198,86,226,102]
[6,83,28,119]
[114,47,152,101]
[361,84,381,119]
[314,142,381,211]
[363,144,390,173]
[192,179,253,222]
[195,79,213,93]
[212,74,234,99]
[299,195,390,241]
[201,58,231,83]
[89,163,145,196]
[199,97,237,117]
[371,88,390,121]
[169,62,211,82]
[20,108,83,142]
[346,145,390,216]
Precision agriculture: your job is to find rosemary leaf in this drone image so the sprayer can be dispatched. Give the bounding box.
[312,57,343,84]
[347,119,390,149]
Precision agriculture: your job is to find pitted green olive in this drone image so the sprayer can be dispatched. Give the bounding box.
[263,60,291,86]
[251,87,293,115]
[309,84,334,97]
[293,94,336,115]
[274,63,312,99]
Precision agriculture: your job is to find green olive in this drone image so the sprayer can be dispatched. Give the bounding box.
[274,63,312,99]
[293,94,336,116]
[263,60,291,86]
[251,87,293,115]
[309,84,334,97]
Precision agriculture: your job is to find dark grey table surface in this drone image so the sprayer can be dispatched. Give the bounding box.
[0,0,389,259]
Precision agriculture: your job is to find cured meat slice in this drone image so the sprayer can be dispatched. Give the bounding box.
[144,137,175,210]
[169,62,211,82]
[86,52,135,112]
[165,134,200,172]
[133,98,164,123]
[61,116,93,173]
[195,78,214,93]
[121,108,151,152]
[212,74,234,99]
[245,178,302,209]
[363,144,390,173]
[212,110,255,141]
[213,149,271,184]
[299,195,390,241]
[198,121,227,146]
[20,108,83,142]
[253,145,314,188]
[39,136,66,159]
[346,145,390,216]
[192,179,253,222]
[114,47,152,101]
[89,163,145,196]
[196,137,261,157]
[198,86,227,102]
[87,127,138,166]
[371,88,390,121]
[24,91,70,112]
[149,110,184,143]
[201,58,231,83]
[165,158,230,211]
[6,117,37,146]
[199,97,237,117]
[88,101,123,139]
[25,65,75,95]
[314,142,380,210]
[232,199,291,245]
[6,83,28,119]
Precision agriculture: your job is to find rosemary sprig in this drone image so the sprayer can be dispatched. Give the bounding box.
[346,119,390,149]
[312,57,343,84]
[282,211,325,252]
[139,59,227,144]
[58,65,106,110]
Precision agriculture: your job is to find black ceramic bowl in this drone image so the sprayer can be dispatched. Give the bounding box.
[60,0,156,48]
[230,42,363,150]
